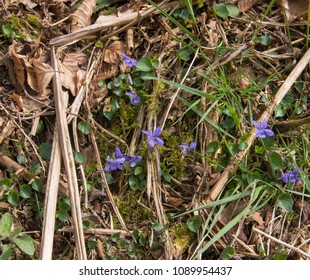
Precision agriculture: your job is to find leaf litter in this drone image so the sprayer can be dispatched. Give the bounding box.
[0,0,309,260]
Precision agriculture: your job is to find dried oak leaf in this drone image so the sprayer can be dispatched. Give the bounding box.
[103,41,123,64]
[32,59,54,99]
[58,52,87,96]
[71,0,96,32]
[279,0,310,22]
[9,44,26,89]
[238,0,261,12]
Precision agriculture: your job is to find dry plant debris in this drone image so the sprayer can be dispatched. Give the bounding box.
[0,0,309,260]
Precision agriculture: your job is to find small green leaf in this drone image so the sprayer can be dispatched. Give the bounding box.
[0,212,13,238]
[152,222,163,232]
[187,215,202,233]
[129,175,138,187]
[11,227,22,238]
[178,49,190,61]
[87,239,97,250]
[136,57,153,72]
[0,244,12,260]
[206,141,219,152]
[294,81,303,92]
[31,178,42,192]
[2,23,14,39]
[103,99,119,120]
[134,166,143,176]
[17,154,26,165]
[163,173,171,183]
[13,235,35,256]
[118,239,127,249]
[269,152,283,171]
[57,208,69,222]
[82,220,91,229]
[75,152,87,164]
[0,178,12,189]
[275,105,286,118]
[139,234,146,246]
[150,241,162,251]
[20,184,32,198]
[78,121,90,134]
[105,172,114,184]
[7,190,19,206]
[221,246,236,260]
[226,4,239,17]
[95,41,103,48]
[36,119,44,134]
[275,193,293,213]
[98,79,105,87]
[238,142,248,151]
[39,142,52,160]
[259,34,271,46]
[213,3,229,19]
[111,232,121,242]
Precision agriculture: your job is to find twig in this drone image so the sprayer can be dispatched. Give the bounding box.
[51,46,87,259]
[207,47,310,202]
[252,227,310,259]
[49,1,164,46]
[40,126,61,260]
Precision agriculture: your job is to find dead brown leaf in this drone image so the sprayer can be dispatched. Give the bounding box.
[96,64,118,81]
[9,45,26,89]
[32,59,54,98]
[58,52,87,96]
[0,119,15,145]
[103,41,124,64]
[279,0,310,22]
[250,211,265,229]
[238,0,261,12]
[10,93,24,111]
[167,196,185,208]
[71,0,96,32]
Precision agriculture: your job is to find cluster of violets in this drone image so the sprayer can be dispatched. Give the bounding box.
[105,127,197,172]
[104,147,142,172]
[121,53,140,105]
[253,119,301,184]
[113,58,303,184]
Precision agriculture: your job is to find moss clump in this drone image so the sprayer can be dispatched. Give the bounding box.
[171,223,195,250]
[26,14,41,31]
[114,191,153,229]
[8,14,41,42]
[161,135,187,179]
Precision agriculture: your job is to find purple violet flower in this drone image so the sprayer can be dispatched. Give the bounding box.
[280,168,301,183]
[104,148,126,172]
[104,156,125,172]
[126,91,141,105]
[253,119,274,138]
[141,127,164,148]
[121,52,137,67]
[115,147,123,159]
[178,141,197,155]
[125,155,142,168]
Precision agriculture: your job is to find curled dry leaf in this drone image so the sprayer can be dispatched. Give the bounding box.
[8,45,54,98]
[32,59,55,98]
[279,0,310,22]
[58,52,87,96]
[103,41,124,64]
[71,0,96,32]
[10,93,24,111]
[9,45,26,89]
[238,0,261,12]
